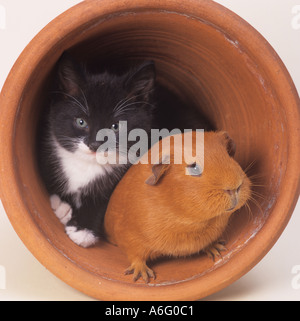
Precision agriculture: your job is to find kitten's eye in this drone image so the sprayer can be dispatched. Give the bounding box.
[111,123,119,132]
[186,162,203,177]
[75,118,88,129]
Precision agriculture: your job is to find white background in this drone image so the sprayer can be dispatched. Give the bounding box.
[0,0,299,301]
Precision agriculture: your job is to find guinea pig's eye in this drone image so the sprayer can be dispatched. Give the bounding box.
[111,123,119,132]
[75,118,88,129]
[186,162,203,177]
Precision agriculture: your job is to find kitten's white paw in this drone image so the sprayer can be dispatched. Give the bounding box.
[50,194,72,225]
[50,194,62,210]
[65,226,99,248]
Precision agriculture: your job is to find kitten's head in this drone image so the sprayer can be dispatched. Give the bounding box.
[50,54,156,165]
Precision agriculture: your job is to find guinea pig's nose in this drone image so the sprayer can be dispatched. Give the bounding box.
[225,189,235,197]
[225,188,239,211]
[225,182,242,197]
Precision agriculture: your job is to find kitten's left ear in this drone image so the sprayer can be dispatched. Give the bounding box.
[57,53,85,96]
[125,61,156,100]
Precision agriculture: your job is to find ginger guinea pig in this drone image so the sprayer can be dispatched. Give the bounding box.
[104,131,251,283]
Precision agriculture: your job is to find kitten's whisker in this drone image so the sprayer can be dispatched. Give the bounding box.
[59,77,89,114]
[113,95,136,113]
[113,89,154,113]
[52,91,88,115]
[114,101,155,117]
[114,108,136,117]
[78,87,89,115]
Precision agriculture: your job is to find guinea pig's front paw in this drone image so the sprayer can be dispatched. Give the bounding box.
[125,261,156,284]
[204,240,227,261]
[50,194,72,225]
[65,226,99,248]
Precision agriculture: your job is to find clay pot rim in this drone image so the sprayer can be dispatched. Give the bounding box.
[0,0,299,300]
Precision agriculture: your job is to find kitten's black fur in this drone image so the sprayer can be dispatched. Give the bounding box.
[38,54,156,241]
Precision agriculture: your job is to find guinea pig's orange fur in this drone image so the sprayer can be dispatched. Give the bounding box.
[104,131,251,283]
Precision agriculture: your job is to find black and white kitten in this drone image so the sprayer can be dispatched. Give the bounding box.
[38,55,156,247]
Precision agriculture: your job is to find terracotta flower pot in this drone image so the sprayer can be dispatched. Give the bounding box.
[0,0,299,301]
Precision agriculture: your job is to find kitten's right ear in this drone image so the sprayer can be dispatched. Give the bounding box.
[125,60,156,100]
[57,53,84,96]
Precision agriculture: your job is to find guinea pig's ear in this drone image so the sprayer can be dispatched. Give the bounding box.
[218,131,236,157]
[145,155,170,186]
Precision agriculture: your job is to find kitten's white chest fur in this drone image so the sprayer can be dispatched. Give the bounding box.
[50,138,114,248]
[53,138,113,195]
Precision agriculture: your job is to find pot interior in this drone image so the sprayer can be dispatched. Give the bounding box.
[13,10,288,288]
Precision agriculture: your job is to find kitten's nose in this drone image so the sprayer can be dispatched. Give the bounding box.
[89,141,101,152]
